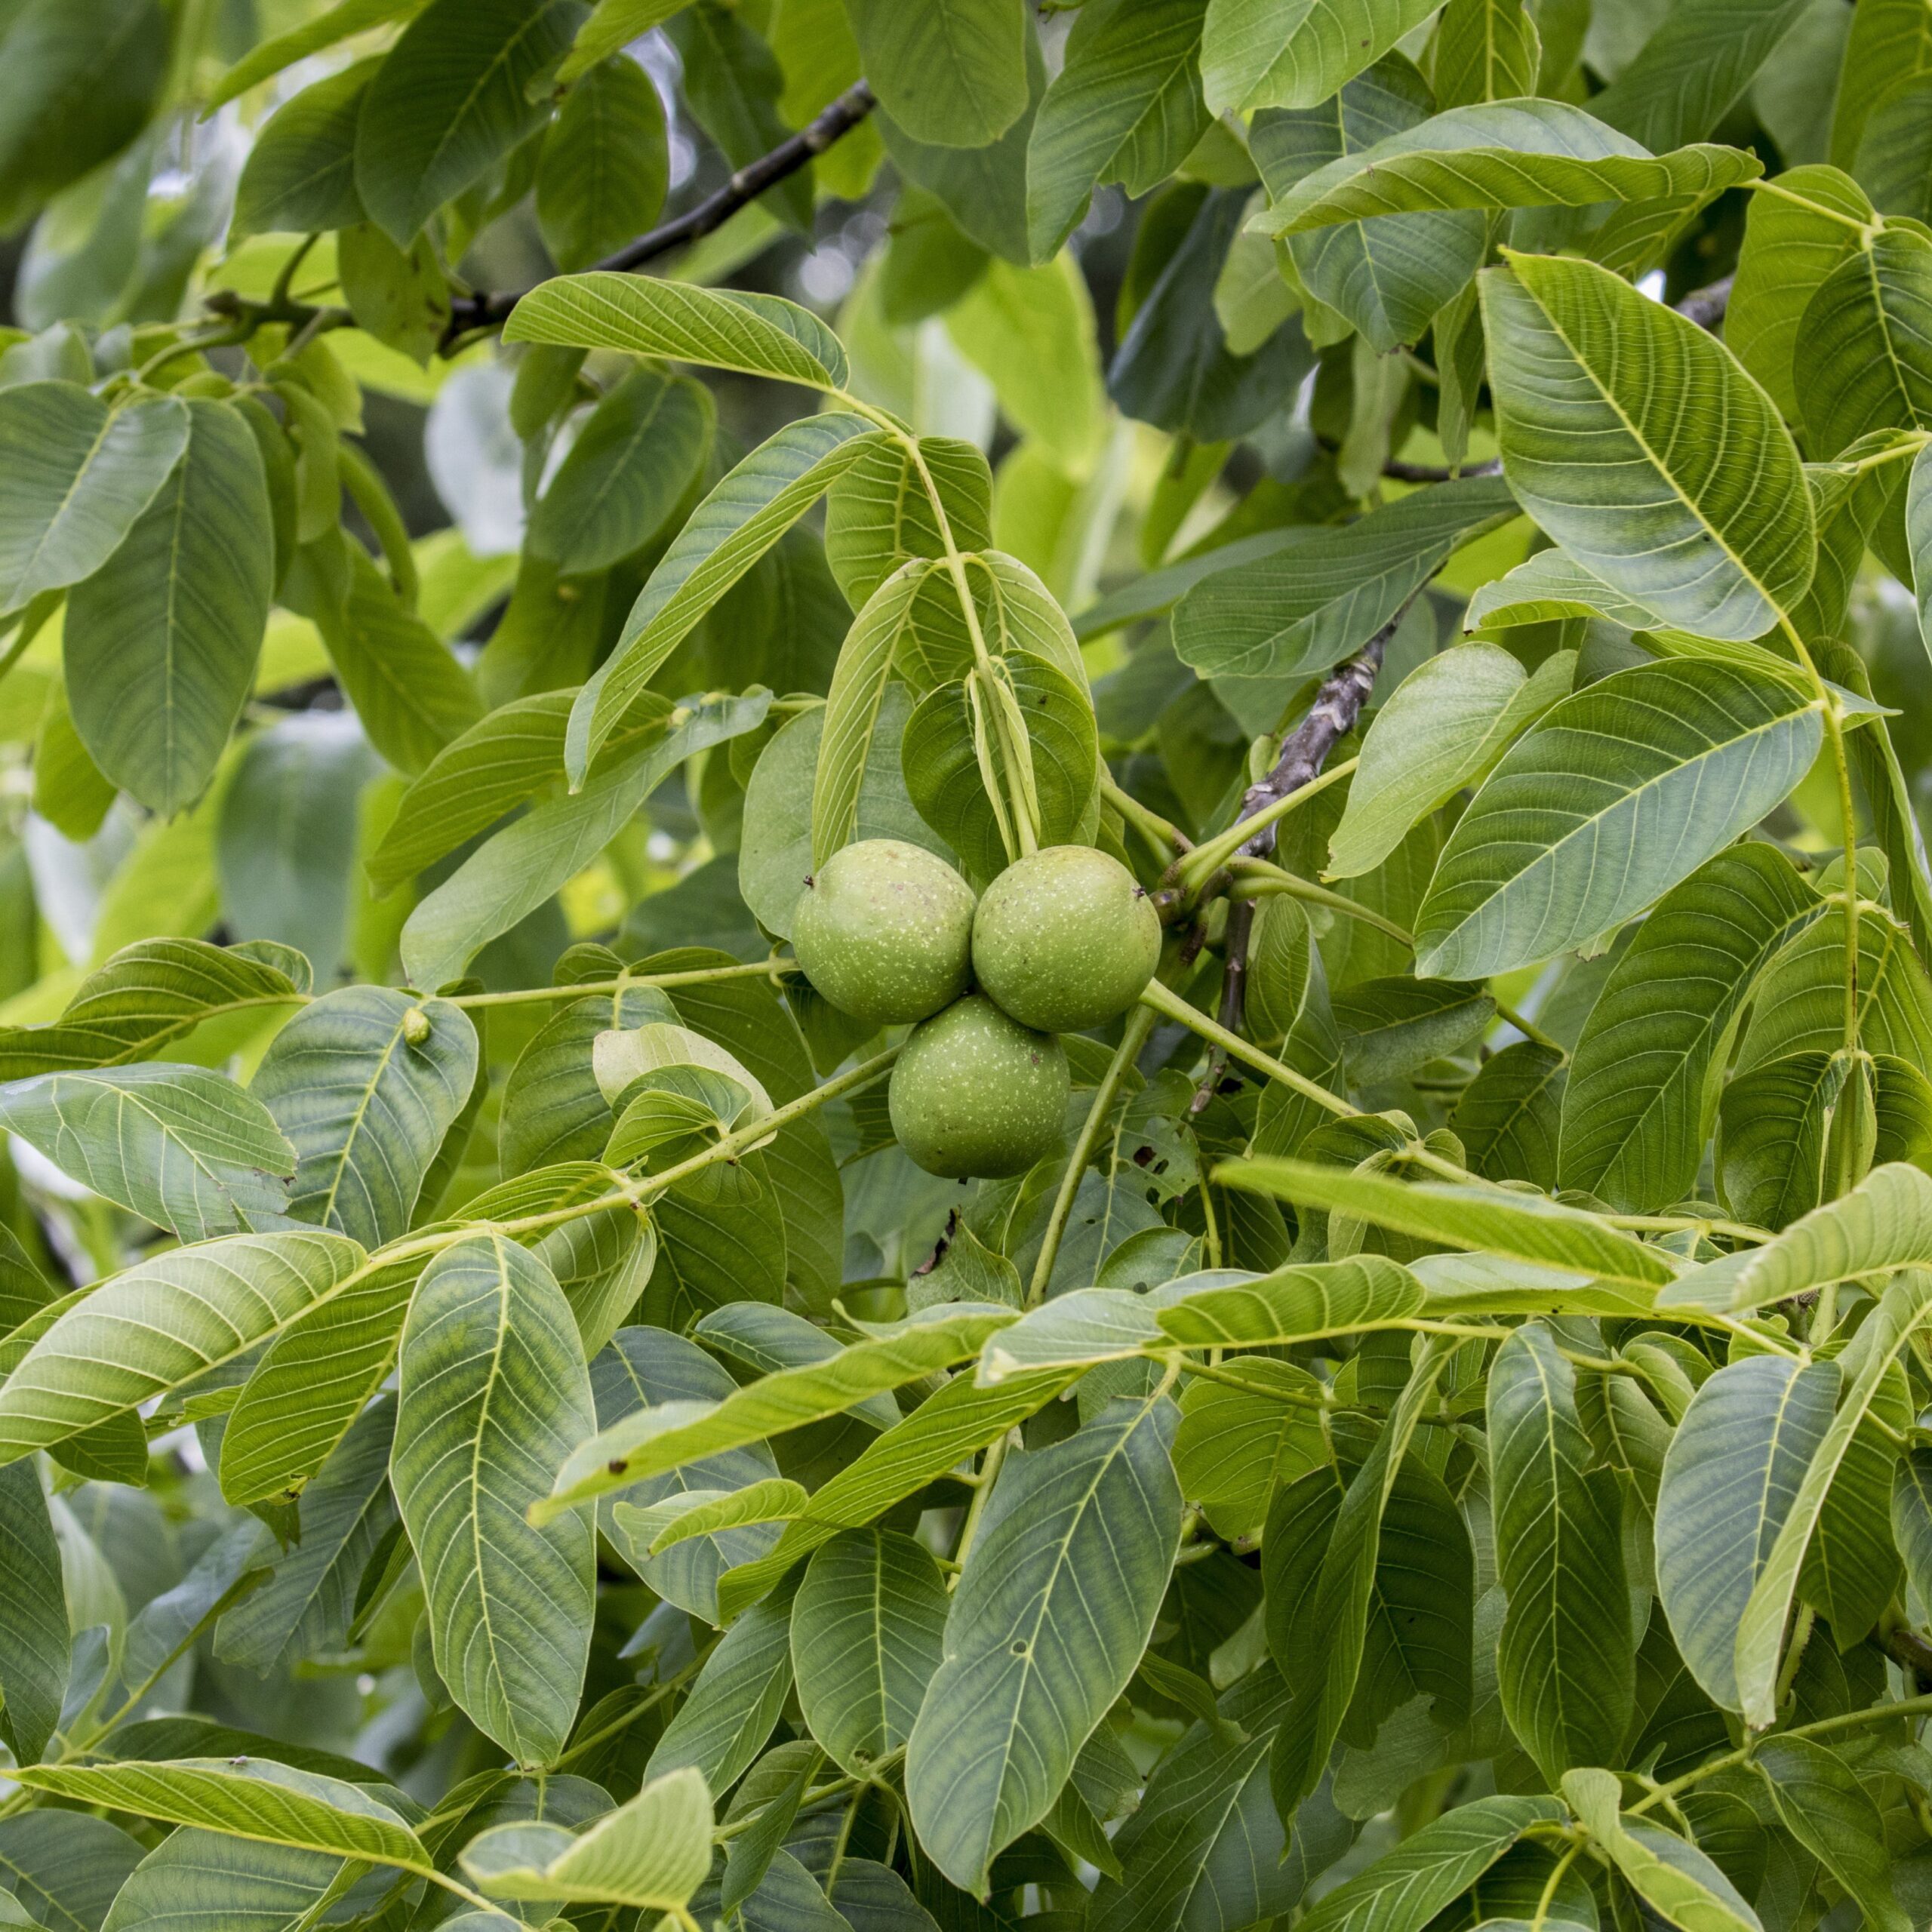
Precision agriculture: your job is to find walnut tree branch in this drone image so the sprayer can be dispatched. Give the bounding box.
[203,83,878,355]
[440,80,878,346]
[1674,272,1734,333]
[1186,601,1407,1112]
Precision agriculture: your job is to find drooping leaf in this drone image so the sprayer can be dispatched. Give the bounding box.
[353,0,580,245]
[593,1324,784,1624]
[1110,185,1316,438]
[792,1528,949,1780]
[811,561,942,866]
[0,1810,145,1932]
[904,1394,1180,1894]
[217,712,375,980]
[0,0,167,232]
[1487,1324,1633,1782]
[390,1235,596,1765]
[1558,841,1826,1211]
[1653,1352,1838,1713]
[64,398,272,814]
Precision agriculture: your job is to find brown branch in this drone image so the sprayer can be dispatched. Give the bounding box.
[1383,457,1501,483]
[1674,272,1734,333]
[1186,604,1404,1112]
[1883,1622,1932,1690]
[441,80,878,346]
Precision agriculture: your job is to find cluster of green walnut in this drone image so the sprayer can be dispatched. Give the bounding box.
[792,840,1162,1179]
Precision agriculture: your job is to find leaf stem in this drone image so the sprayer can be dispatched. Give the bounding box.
[1169,1352,1331,1407]
[1629,1687,1932,1813]
[1101,773,1190,860]
[1026,1003,1158,1307]
[1179,756,1358,892]
[1225,856,1411,943]
[377,1047,900,1259]
[1138,977,1355,1119]
[442,959,798,1008]
[1779,619,1860,1072]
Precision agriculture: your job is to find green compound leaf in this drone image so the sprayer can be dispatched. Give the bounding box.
[506,272,852,389]
[1654,1352,1838,1713]
[13,1758,426,1869]
[1256,100,1760,235]
[1217,1156,1672,1291]
[65,398,272,815]
[1558,841,1827,1212]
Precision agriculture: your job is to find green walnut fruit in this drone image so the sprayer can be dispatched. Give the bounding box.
[792,838,975,1026]
[971,844,1161,1032]
[889,995,1069,1179]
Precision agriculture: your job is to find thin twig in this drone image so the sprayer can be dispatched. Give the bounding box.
[441,81,878,346]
